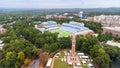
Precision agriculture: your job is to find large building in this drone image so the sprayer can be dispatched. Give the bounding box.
[45,14,67,19]
[35,21,58,31]
[87,15,120,26]
[106,41,120,48]
[0,25,6,34]
[102,27,120,37]
[35,21,93,37]
[60,21,93,35]
[79,11,83,20]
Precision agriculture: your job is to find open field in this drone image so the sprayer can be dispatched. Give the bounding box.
[50,29,72,37]
[53,59,73,68]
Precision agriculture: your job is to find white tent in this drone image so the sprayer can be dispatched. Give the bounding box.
[68,62,72,65]
[65,53,67,56]
[0,40,3,44]
[82,60,86,64]
[76,63,81,66]
[57,53,61,55]
[63,58,66,62]
[77,52,85,56]
[81,56,89,59]
[67,53,70,56]
[88,63,94,68]
[61,58,63,62]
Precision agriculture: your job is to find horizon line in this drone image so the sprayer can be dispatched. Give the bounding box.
[0,7,120,9]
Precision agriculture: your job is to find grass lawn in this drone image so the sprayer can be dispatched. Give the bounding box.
[82,64,88,68]
[50,29,72,37]
[54,59,72,68]
[59,52,65,58]
[81,62,89,68]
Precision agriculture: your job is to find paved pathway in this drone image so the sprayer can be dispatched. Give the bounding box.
[74,66,82,68]
[50,57,55,68]
[31,59,40,68]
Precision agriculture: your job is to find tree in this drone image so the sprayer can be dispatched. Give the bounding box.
[76,37,83,50]
[90,44,100,58]
[59,37,71,49]
[24,58,31,67]
[32,46,39,58]
[103,45,120,61]
[49,42,60,52]
[17,51,25,64]
[76,35,98,53]
[43,44,50,52]
[0,52,19,68]
[93,48,111,68]
[98,33,112,42]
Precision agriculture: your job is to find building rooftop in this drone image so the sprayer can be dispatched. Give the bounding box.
[0,40,3,44]
[106,41,120,48]
[102,27,120,32]
[42,21,57,25]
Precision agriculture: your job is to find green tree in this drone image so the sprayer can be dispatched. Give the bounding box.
[17,51,25,64]
[59,37,71,49]
[104,45,120,61]
[93,48,111,68]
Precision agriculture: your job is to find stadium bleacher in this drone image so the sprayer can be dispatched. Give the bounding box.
[60,22,90,34]
[42,21,58,31]
[44,24,58,28]
[47,27,59,31]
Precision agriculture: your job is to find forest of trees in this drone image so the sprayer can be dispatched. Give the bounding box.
[76,35,120,68]
[76,35,110,68]
[0,19,72,68]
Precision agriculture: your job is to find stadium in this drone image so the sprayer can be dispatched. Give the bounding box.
[35,21,93,37]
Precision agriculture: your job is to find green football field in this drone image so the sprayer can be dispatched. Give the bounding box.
[50,29,72,37]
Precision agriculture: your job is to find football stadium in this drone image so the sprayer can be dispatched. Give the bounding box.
[35,21,93,37]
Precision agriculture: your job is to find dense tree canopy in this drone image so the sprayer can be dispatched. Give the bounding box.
[76,35,111,68]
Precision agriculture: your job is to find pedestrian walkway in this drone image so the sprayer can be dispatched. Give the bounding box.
[50,57,55,68]
[31,59,40,68]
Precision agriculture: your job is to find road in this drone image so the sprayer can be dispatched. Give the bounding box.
[31,59,40,68]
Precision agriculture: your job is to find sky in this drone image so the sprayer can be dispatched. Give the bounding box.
[0,0,120,8]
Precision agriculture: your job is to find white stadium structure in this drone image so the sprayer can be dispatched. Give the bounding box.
[35,21,93,37]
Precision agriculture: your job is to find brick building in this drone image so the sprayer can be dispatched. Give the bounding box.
[0,25,6,34]
[102,27,120,37]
